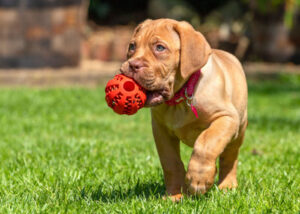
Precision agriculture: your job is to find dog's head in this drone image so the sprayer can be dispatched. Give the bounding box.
[120,19,211,107]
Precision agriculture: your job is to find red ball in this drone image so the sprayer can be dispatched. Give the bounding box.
[105,74,147,115]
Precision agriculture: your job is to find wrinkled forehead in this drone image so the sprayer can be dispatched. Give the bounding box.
[132,20,180,48]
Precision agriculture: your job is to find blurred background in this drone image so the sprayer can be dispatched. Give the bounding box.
[0,0,299,86]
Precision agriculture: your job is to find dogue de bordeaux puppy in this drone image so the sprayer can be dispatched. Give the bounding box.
[120,19,248,201]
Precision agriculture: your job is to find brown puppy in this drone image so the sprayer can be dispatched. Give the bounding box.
[120,19,248,201]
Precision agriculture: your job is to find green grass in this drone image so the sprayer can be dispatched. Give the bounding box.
[0,79,299,213]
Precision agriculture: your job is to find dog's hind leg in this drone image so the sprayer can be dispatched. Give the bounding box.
[218,121,247,190]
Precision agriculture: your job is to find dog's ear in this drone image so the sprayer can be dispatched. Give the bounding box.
[174,21,212,80]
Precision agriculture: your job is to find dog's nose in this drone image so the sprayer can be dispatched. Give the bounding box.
[128,59,145,72]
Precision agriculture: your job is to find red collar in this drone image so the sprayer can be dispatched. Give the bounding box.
[165,70,201,117]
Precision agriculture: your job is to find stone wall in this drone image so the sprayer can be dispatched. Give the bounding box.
[82,26,134,62]
[0,0,86,68]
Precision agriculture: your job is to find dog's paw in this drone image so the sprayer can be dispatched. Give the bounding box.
[185,165,216,195]
[163,193,183,202]
[218,177,238,190]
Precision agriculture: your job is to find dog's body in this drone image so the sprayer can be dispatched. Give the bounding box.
[120,19,247,201]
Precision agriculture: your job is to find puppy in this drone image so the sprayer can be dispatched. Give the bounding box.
[120,19,248,201]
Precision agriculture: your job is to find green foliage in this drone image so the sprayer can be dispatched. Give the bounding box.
[284,0,300,28]
[88,0,111,19]
[0,79,299,213]
[256,0,284,13]
[244,0,300,28]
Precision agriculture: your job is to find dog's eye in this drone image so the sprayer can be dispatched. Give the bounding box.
[156,44,166,52]
[128,43,136,52]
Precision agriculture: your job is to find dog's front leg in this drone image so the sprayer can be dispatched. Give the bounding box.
[152,119,186,201]
[186,115,239,195]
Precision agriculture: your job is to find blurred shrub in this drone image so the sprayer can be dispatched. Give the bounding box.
[148,0,201,27]
[88,0,110,19]
[87,0,232,25]
[88,0,149,25]
[245,0,300,28]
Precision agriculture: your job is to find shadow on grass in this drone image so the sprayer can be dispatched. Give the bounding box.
[82,180,221,203]
[248,116,300,132]
[82,180,166,202]
[248,80,300,95]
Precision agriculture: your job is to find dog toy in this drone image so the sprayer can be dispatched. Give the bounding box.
[105,74,147,115]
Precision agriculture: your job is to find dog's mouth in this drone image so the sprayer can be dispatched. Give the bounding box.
[145,90,165,107]
[120,68,170,107]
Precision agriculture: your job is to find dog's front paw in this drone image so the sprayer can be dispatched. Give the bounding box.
[163,193,183,202]
[185,164,216,195]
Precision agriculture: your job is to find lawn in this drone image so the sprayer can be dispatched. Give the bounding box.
[0,77,299,213]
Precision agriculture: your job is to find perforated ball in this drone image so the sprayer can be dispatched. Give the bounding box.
[105,74,147,115]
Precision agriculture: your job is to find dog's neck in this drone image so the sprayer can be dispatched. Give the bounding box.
[165,71,201,105]
[164,55,213,117]
[165,70,201,117]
